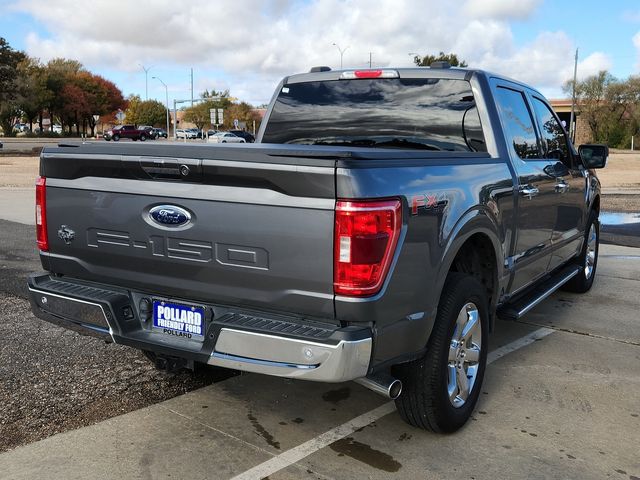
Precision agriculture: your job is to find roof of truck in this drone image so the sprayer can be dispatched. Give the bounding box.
[283,66,540,96]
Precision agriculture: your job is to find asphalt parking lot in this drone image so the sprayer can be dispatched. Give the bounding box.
[0,181,639,479]
[0,248,638,480]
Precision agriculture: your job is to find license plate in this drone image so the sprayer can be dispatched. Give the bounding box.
[153,301,205,341]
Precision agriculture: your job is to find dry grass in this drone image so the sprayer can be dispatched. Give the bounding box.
[597,153,640,190]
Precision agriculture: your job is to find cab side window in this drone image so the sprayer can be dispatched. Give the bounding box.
[531,97,569,163]
[495,87,540,160]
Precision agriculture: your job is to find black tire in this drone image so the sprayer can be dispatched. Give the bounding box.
[113,134,120,141]
[140,134,146,141]
[561,210,599,293]
[394,273,489,432]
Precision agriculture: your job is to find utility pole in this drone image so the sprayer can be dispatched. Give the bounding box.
[369,52,372,68]
[569,48,578,143]
[139,64,151,100]
[190,68,194,106]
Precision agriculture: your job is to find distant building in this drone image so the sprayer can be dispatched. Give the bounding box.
[549,99,590,146]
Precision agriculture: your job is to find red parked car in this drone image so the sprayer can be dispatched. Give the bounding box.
[104,125,154,141]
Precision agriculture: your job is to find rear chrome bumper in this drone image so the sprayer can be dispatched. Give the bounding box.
[27,273,372,383]
[208,328,371,382]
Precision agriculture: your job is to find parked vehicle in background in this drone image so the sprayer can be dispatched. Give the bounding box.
[176,129,197,139]
[207,132,246,143]
[138,126,157,139]
[104,125,154,141]
[188,128,205,139]
[52,125,62,134]
[153,128,168,138]
[27,65,607,433]
[229,129,255,143]
[13,123,29,133]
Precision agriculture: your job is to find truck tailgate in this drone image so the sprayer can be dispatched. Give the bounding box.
[40,144,337,318]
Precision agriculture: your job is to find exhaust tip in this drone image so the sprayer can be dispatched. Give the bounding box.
[355,374,403,399]
[388,379,402,400]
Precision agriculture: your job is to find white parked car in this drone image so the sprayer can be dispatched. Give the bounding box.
[176,129,197,139]
[207,132,246,143]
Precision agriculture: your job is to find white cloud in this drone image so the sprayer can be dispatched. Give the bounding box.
[463,0,542,20]
[16,0,597,104]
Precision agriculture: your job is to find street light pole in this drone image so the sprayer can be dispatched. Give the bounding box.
[152,76,170,139]
[332,43,350,69]
[139,64,151,100]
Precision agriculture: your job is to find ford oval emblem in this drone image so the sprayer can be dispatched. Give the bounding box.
[149,205,191,227]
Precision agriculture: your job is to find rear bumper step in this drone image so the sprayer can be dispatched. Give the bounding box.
[27,273,372,383]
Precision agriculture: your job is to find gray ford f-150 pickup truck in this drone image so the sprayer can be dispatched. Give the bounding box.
[28,65,607,432]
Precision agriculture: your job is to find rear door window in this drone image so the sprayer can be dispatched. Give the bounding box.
[494,87,540,160]
[531,97,570,163]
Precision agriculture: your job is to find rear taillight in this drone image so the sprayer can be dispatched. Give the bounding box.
[36,176,48,251]
[334,199,402,296]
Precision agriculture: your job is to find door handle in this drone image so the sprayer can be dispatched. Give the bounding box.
[555,181,569,193]
[519,185,539,198]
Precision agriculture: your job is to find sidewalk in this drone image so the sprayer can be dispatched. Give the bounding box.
[0,188,34,225]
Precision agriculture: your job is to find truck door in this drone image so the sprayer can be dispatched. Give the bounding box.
[494,85,557,294]
[530,96,586,271]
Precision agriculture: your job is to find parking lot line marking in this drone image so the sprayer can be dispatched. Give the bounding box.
[159,405,276,457]
[487,327,554,364]
[230,327,555,480]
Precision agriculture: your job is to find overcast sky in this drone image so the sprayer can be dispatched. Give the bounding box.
[1,0,640,107]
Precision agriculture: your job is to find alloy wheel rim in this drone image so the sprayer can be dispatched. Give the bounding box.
[447,302,482,408]
[585,223,597,279]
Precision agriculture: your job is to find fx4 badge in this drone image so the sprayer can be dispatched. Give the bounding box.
[410,193,449,215]
[58,225,76,245]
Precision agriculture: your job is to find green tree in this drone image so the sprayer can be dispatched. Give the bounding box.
[564,71,640,147]
[183,100,218,130]
[0,38,27,135]
[413,52,468,67]
[224,101,262,131]
[17,57,52,131]
[123,96,164,127]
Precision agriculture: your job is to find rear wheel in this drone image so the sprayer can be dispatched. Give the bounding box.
[561,210,599,293]
[113,134,120,141]
[140,134,146,141]
[394,273,489,432]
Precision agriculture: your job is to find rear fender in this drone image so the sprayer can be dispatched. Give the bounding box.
[432,208,504,327]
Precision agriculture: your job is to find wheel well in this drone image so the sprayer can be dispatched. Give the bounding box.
[448,233,498,319]
[592,195,600,215]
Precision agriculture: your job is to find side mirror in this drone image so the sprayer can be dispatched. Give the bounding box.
[578,144,608,169]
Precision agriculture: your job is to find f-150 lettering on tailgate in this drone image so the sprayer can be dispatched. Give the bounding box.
[86,228,268,269]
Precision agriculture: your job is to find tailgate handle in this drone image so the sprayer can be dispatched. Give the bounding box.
[139,158,200,180]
